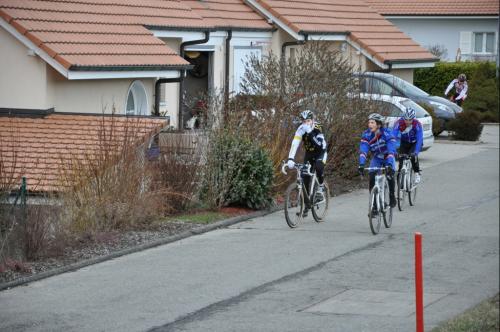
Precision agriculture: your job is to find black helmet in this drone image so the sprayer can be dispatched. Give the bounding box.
[458,73,466,82]
[299,110,314,120]
[368,113,385,124]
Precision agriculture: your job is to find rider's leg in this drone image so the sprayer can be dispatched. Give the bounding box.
[386,159,397,208]
[314,159,324,185]
[399,142,411,172]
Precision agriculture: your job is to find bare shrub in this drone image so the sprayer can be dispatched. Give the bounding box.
[59,114,164,234]
[219,42,372,190]
[152,130,205,213]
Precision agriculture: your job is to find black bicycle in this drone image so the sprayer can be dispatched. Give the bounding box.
[281,162,330,228]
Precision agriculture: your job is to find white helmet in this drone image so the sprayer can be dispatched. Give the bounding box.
[299,110,314,120]
[368,113,385,124]
[403,107,416,120]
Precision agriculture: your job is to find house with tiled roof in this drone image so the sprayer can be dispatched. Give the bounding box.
[366,0,499,62]
[245,0,437,83]
[0,0,440,191]
[1,0,437,125]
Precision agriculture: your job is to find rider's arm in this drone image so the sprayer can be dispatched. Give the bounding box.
[359,133,369,165]
[414,122,424,154]
[385,131,397,164]
[444,79,457,95]
[391,120,402,149]
[456,82,468,100]
[288,125,305,160]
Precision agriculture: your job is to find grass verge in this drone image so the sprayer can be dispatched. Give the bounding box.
[160,211,232,225]
[431,293,499,332]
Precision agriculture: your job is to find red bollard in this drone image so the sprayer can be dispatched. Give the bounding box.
[415,232,424,332]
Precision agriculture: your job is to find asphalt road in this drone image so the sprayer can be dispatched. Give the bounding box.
[0,125,498,332]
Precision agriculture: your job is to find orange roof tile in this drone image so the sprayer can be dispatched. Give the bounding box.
[184,0,272,30]
[366,0,499,16]
[251,0,436,65]
[0,114,167,192]
[0,0,211,71]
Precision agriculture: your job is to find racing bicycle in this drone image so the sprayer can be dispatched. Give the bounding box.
[397,154,418,210]
[364,166,393,235]
[281,162,330,228]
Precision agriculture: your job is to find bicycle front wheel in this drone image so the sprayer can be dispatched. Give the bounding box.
[383,181,393,228]
[408,169,418,206]
[312,183,330,223]
[368,188,381,235]
[284,183,304,228]
[397,170,406,211]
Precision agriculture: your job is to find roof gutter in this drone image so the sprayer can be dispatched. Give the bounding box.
[178,31,210,130]
[281,34,309,96]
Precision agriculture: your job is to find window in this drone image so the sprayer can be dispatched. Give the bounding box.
[474,32,496,54]
[374,100,402,117]
[125,81,148,115]
[370,78,395,95]
[233,47,262,94]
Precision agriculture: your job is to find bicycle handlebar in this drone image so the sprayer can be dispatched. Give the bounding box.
[281,161,313,176]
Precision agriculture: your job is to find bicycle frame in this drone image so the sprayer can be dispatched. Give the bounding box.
[282,162,318,204]
[398,154,417,192]
[365,167,389,213]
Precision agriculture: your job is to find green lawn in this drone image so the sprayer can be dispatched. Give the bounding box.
[432,294,499,332]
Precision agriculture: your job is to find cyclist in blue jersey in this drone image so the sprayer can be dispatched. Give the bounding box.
[358,113,397,211]
[392,107,423,184]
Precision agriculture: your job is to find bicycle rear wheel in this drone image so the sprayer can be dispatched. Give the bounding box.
[312,183,330,223]
[383,181,393,228]
[408,169,418,206]
[284,183,304,228]
[397,170,406,211]
[368,188,381,235]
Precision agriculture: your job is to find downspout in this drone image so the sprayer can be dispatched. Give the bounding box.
[224,30,233,105]
[379,61,393,74]
[154,76,183,117]
[281,34,308,96]
[178,31,210,130]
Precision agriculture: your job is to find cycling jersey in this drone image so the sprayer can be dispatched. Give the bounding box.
[359,127,397,168]
[445,79,468,101]
[392,118,423,155]
[288,122,327,162]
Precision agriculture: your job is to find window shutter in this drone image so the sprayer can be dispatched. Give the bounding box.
[459,31,472,54]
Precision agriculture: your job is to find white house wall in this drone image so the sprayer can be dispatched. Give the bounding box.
[0,26,50,110]
[47,67,155,115]
[386,17,499,61]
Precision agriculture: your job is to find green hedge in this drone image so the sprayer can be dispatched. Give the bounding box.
[414,62,495,97]
[201,132,274,209]
[447,111,484,141]
[415,62,499,121]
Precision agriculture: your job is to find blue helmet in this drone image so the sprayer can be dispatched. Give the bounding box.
[403,107,416,120]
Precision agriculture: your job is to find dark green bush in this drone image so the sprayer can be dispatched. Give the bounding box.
[202,131,273,209]
[419,103,443,136]
[414,62,495,97]
[462,62,499,120]
[447,111,484,141]
[480,111,499,123]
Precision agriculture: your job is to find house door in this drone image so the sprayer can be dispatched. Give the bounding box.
[183,51,213,128]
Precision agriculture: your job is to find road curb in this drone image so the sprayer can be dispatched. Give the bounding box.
[435,139,483,145]
[0,206,282,291]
